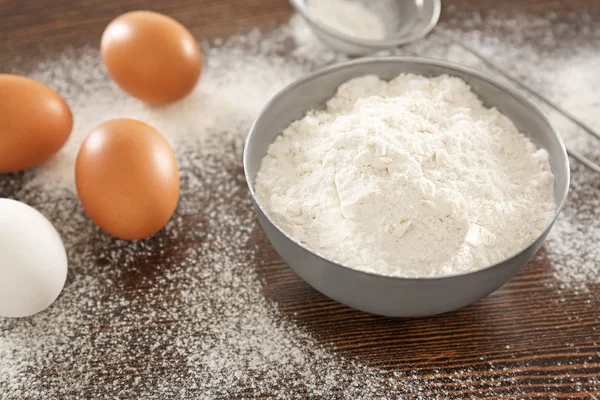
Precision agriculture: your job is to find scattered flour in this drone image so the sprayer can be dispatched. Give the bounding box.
[307,0,386,40]
[256,73,555,277]
[0,10,599,399]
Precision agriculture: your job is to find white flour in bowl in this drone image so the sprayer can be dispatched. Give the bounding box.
[255,73,556,277]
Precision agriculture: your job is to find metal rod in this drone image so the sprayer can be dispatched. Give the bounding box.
[568,149,600,174]
[436,28,600,173]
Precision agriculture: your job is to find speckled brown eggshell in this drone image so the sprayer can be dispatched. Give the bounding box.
[101,11,203,105]
[0,74,73,173]
[75,118,180,240]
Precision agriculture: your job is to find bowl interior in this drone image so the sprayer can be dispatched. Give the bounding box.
[245,58,569,210]
[290,0,441,46]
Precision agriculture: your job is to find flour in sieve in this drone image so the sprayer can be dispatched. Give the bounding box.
[307,0,386,40]
[256,73,556,277]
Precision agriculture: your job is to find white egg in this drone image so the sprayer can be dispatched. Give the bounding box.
[0,199,67,318]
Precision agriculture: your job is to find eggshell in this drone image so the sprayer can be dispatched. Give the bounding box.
[101,11,203,105]
[0,199,68,318]
[0,74,73,173]
[75,119,180,240]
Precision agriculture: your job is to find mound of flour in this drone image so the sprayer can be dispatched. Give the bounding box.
[255,73,556,277]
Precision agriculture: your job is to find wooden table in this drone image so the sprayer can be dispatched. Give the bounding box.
[1,1,599,398]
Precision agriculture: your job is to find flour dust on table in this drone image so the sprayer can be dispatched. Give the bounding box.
[0,11,599,399]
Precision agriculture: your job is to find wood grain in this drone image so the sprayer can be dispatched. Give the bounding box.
[1,0,599,398]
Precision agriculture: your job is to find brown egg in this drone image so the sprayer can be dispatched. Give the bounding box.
[101,11,202,105]
[0,74,73,173]
[75,119,179,240]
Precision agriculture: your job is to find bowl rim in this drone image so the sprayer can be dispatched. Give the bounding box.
[243,56,571,281]
[288,0,442,49]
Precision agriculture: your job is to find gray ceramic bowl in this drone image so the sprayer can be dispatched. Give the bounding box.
[289,0,441,55]
[243,57,570,317]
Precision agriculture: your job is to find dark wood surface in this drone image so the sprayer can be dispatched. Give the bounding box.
[1,0,599,398]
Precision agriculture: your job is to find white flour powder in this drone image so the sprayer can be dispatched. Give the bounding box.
[256,74,555,277]
[0,11,599,399]
[307,0,386,39]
